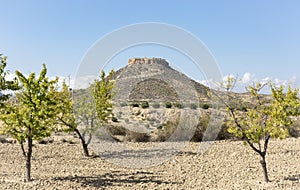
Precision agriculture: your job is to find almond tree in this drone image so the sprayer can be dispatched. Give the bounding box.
[55,82,97,157]
[0,64,58,181]
[55,70,114,157]
[91,70,115,125]
[220,77,300,182]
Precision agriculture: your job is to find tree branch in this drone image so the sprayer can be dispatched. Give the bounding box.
[20,141,27,158]
[229,108,262,155]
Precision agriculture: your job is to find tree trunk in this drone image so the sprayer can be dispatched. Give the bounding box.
[82,142,89,157]
[74,129,89,157]
[26,136,33,182]
[260,154,269,182]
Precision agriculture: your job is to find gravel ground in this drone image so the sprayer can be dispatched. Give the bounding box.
[0,137,299,190]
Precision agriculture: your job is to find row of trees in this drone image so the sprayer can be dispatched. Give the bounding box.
[0,54,299,183]
[0,54,115,181]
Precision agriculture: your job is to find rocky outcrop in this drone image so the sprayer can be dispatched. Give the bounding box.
[128,58,170,67]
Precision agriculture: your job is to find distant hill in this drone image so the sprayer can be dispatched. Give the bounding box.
[73,58,300,141]
[112,57,210,104]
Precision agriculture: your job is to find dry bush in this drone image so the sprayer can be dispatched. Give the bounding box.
[156,120,178,141]
[0,136,15,144]
[125,131,150,142]
[191,115,234,141]
[289,120,300,138]
[38,138,54,144]
[107,125,126,136]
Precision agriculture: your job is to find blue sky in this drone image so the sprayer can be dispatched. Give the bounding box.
[1,0,300,90]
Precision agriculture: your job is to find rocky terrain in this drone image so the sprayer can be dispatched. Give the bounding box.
[0,136,299,189]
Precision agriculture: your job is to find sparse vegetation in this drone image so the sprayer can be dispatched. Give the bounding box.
[165,102,172,108]
[174,102,184,109]
[201,103,210,109]
[1,54,300,188]
[130,102,139,107]
[141,101,149,108]
[156,120,178,141]
[125,131,150,142]
[190,103,198,110]
[111,116,118,122]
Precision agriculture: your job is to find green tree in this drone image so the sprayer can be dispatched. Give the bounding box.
[220,76,300,182]
[0,54,19,104]
[56,69,115,157]
[0,64,58,182]
[55,83,97,157]
[91,70,115,126]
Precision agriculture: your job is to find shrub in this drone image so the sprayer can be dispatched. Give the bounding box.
[165,102,172,108]
[38,138,54,144]
[174,102,184,109]
[191,116,236,142]
[107,125,126,136]
[289,120,300,138]
[125,131,150,142]
[156,120,178,141]
[111,116,118,122]
[201,103,210,109]
[152,102,160,108]
[190,103,198,110]
[130,102,139,107]
[141,101,149,108]
[191,115,210,141]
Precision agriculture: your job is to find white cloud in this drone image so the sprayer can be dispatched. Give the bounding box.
[72,75,97,89]
[55,75,97,89]
[241,72,254,84]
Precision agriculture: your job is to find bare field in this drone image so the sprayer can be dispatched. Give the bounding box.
[0,137,299,190]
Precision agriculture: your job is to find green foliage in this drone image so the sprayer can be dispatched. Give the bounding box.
[111,116,118,122]
[54,70,114,157]
[174,102,184,109]
[221,76,300,182]
[55,84,98,157]
[141,101,149,108]
[227,83,300,144]
[91,69,115,125]
[73,89,97,130]
[55,82,77,131]
[0,64,58,181]
[201,103,210,109]
[165,102,172,108]
[0,64,58,142]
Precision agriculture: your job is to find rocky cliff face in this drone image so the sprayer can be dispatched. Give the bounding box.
[128,58,170,68]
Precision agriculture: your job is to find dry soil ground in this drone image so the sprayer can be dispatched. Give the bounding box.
[0,136,299,190]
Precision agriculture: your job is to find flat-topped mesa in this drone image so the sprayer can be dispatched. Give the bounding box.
[128,58,169,67]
